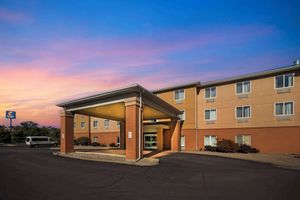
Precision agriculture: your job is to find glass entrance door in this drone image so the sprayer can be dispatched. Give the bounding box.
[144,133,157,150]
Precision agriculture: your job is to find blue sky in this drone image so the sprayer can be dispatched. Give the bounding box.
[0,0,299,126]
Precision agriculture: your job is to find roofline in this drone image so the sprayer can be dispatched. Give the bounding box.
[152,81,201,93]
[199,64,300,88]
[56,84,181,115]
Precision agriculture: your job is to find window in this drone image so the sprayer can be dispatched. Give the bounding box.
[174,89,185,101]
[205,109,216,121]
[236,106,251,118]
[275,74,293,88]
[181,136,185,150]
[117,137,120,146]
[275,102,294,116]
[236,81,251,94]
[117,121,120,128]
[178,110,185,121]
[104,119,109,128]
[80,122,85,128]
[235,135,251,146]
[205,87,216,99]
[93,120,98,128]
[204,136,217,147]
[93,136,98,143]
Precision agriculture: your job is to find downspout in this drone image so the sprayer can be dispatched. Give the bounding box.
[195,87,198,151]
[136,91,143,161]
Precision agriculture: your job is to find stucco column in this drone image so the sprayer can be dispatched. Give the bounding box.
[119,121,126,149]
[60,110,74,154]
[156,128,164,151]
[171,118,181,151]
[125,97,143,161]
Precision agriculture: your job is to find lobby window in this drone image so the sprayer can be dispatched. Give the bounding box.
[104,119,110,129]
[174,89,185,102]
[80,122,85,129]
[178,110,185,121]
[205,87,216,99]
[236,81,250,94]
[275,74,293,89]
[205,109,217,121]
[204,136,217,147]
[236,106,251,118]
[93,120,98,128]
[235,135,251,146]
[275,102,294,116]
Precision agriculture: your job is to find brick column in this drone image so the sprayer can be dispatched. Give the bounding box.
[156,128,164,151]
[171,118,181,151]
[60,110,74,154]
[119,121,126,149]
[125,97,143,161]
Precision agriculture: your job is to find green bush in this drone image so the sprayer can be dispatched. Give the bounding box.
[91,142,100,146]
[109,143,118,147]
[76,137,90,146]
[237,144,259,153]
[216,139,238,153]
[204,145,217,151]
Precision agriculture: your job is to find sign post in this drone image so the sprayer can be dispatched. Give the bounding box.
[6,111,16,142]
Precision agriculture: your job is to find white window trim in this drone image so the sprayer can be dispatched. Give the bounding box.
[204,135,217,146]
[235,80,251,95]
[173,89,185,101]
[204,87,217,99]
[274,73,294,89]
[235,135,252,146]
[104,119,110,128]
[235,105,251,119]
[274,101,295,116]
[80,122,85,129]
[204,108,217,121]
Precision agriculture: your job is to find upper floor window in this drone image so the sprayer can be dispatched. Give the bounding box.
[236,81,250,94]
[104,119,110,128]
[275,102,294,116]
[205,87,216,99]
[275,74,294,89]
[205,109,217,121]
[236,106,251,118]
[80,122,85,128]
[93,120,98,128]
[174,89,185,101]
[178,110,185,121]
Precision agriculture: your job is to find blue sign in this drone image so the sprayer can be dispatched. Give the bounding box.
[6,111,16,119]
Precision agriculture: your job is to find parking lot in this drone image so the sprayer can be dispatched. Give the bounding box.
[0,145,299,200]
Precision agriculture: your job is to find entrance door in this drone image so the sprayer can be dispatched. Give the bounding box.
[144,133,157,150]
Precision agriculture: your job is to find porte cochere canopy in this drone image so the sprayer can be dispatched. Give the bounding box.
[57,84,183,161]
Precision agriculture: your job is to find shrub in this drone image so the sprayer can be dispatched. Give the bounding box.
[76,137,90,146]
[99,143,107,147]
[216,139,238,153]
[237,144,252,153]
[109,143,118,147]
[91,142,100,146]
[204,145,217,151]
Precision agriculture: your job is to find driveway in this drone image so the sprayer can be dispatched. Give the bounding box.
[0,145,299,200]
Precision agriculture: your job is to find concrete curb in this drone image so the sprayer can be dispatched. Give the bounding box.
[181,151,300,171]
[53,151,159,166]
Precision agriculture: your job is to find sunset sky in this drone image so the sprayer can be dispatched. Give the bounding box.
[0,0,299,127]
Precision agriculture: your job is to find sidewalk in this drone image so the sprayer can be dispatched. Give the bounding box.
[183,151,300,170]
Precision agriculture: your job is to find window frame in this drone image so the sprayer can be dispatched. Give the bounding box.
[235,135,251,146]
[93,120,98,128]
[104,119,110,128]
[235,80,251,95]
[274,73,294,89]
[235,105,251,119]
[80,121,85,129]
[174,89,185,101]
[204,135,217,147]
[204,108,217,121]
[274,101,294,116]
[204,87,217,99]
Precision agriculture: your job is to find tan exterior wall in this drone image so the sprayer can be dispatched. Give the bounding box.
[90,132,119,145]
[156,86,197,129]
[197,126,300,153]
[198,73,300,129]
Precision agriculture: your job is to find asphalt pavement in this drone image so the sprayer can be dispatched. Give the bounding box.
[0,145,299,200]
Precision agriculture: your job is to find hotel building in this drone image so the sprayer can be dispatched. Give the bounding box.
[59,61,300,159]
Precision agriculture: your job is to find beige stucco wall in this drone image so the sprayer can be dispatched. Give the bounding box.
[155,86,197,129]
[198,73,300,129]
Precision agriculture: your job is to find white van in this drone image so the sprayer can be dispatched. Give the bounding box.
[25,136,58,147]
